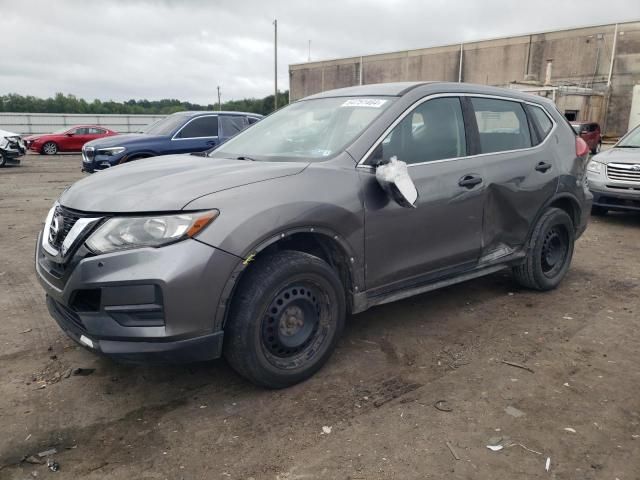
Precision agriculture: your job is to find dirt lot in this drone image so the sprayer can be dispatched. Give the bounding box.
[1,154,640,479]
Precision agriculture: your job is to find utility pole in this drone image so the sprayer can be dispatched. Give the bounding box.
[308,40,311,62]
[216,85,221,111]
[273,19,278,111]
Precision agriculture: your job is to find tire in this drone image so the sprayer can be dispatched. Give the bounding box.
[224,250,346,388]
[0,153,6,167]
[42,142,58,155]
[591,206,608,216]
[591,142,601,155]
[512,208,575,291]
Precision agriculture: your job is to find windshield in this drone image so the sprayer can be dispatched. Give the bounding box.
[617,125,640,148]
[142,115,188,136]
[53,127,69,134]
[210,96,395,161]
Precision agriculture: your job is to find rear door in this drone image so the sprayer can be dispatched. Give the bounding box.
[169,115,219,153]
[66,127,91,151]
[219,115,249,142]
[361,96,486,292]
[471,97,559,255]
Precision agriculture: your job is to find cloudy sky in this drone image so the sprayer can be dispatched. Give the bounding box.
[1,0,638,104]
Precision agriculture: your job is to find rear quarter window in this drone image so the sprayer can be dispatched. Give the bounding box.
[527,104,554,143]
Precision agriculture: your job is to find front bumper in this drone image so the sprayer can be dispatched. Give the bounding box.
[36,229,241,364]
[587,175,640,212]
[82,149,124,173]
[1,148,23,164]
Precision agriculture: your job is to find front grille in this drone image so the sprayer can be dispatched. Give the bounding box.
[606,163,640,183]
[50,205,81,250]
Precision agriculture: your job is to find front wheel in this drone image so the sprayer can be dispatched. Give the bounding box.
[512,208,575,291]
[224,250,346,388]
[42,142,58,155]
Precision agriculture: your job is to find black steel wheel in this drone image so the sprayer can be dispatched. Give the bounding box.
[540,226,569,279]
[513,208,575,291]
[224,250,345,388]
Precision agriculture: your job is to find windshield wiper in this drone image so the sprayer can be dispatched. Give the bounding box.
[234,155,258,161]
[616,145,640,148]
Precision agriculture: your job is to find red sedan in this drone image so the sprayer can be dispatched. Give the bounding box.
[24,125,118,155]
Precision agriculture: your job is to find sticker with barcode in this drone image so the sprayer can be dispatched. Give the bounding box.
[341,99,387,108]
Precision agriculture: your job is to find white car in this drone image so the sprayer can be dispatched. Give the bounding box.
[0,129,26,167]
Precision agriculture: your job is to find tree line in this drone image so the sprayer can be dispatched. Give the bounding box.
[0,91,290,116]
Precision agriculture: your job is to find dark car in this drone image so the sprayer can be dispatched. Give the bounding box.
[36,82,591,388]
[24,125,118,155]
[586,122,640,214]
[81,111,262,172]
[571,121,601,154]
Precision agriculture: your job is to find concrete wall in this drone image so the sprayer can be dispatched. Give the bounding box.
[0,113,166,135]
[290,21,640,136]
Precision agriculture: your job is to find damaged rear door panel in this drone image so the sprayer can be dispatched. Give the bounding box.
[469,96,560,261]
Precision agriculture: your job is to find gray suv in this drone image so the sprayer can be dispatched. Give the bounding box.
[36,82,591,388]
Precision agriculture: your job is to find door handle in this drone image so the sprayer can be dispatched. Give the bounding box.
[458,175,482,188]
[535,162,552,173]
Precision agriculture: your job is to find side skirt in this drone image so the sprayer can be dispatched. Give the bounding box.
[352,252,526,314]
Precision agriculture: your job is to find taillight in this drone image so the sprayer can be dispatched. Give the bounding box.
[576,137,589,157]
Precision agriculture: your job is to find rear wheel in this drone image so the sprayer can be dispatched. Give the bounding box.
[224,251,346,388]
[591,205,608,216]
[42,142,58,155]
[512,208,575,291]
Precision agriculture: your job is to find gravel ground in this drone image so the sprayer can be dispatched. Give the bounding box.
[1,154,639,479]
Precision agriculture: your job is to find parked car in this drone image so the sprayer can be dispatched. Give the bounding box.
[24,126,118,155]
[586,122,640,215]
[81,111,262,173]
[570,121,601,154]
[0,129,26,167]
[36,82,591,388]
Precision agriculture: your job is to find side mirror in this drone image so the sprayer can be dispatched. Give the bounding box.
[375,156,418,208]
[66,133,74,137]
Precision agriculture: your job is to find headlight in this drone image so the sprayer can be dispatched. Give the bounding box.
[85,210,218,254]
[97,147,126,156]
[587,160,603,174]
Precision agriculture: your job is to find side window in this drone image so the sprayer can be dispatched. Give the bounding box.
[247,116,260,125]
[176,116,218,138]
[220,116,248,137]
[371,97,466,165]
[527,105,554,141]
[73,127,88,135]
[471,98,532,153]
[88,128,106,134]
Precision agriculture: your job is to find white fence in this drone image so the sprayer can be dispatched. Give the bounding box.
[0,113,167,135]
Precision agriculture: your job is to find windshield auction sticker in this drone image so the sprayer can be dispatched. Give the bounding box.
[341,99,388,108]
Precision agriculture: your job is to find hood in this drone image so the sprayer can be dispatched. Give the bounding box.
[85,133,158,149]
[60,155,309,212]
[23,134,43,141]
[592,147,640,165]
[0,129,20,138]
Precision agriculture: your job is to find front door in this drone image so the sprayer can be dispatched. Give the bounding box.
[361,96,485,293]
[169,115,220,154]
